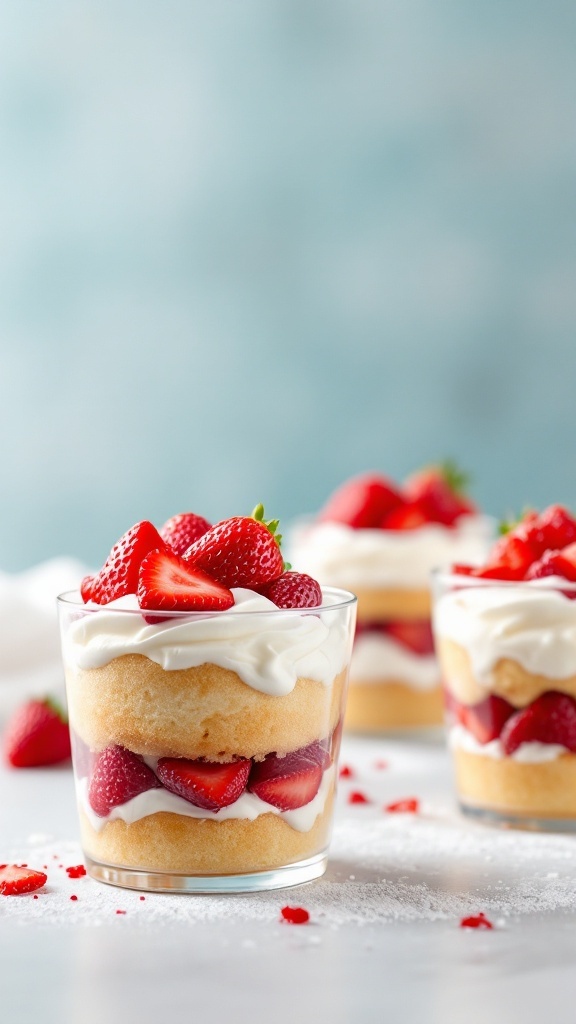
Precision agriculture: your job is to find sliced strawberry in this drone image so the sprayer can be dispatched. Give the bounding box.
[472,536,534,581]
[88,745,163,817]
[258,571,322,608]
[159,512,212,556]
[500,691,576,755]
[156,757,251,811]
[381,499,430,531]
[319,473,404,529]
[90,521,167,605]
[138,548,234,612]
[384,619,435,655]
[0,865,47,896]
[385,798,419,813]
[80,575,95,601]
[184,505,284,589]
[4,698,71,768]
[461,694,515,744]
[247,742,325,810]
[403,462,476,527]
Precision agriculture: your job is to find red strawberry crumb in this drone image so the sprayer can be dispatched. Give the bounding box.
[374,760,389,770]
[139,896,145,901]
[66,865,87,879]
[33,895,38,899]
[70,895,78,901]
[339,765,354,778]
[460,912,494,930]
[348,790,371,804]
[280,906,310,925]
[116,910,126,915]
[385,798,419,813]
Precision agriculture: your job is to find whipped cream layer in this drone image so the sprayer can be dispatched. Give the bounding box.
[435,579,576,685]
[78,764,334,834]
[450,723,569,763]
[351,633,439,690]
[62,588,353,697]
[289,516,491,590]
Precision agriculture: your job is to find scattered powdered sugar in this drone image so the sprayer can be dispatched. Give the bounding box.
[3,738,576,929]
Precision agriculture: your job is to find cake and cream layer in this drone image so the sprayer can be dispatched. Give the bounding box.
[453,747,576,819]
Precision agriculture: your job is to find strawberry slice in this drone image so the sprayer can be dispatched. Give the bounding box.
[184,505,284,589]
[138,548,234,612]
[461,694,515,744]
[319,473,404,529]
[156,757,251,811]
[384,619,435,655]
[258,571,322,608]
[4,698,71,768]
[88,745,163,817]
[472,536,534,581]
[500,691,576,755]
[89,521,167,605]
[0,865,47,896]
[403,462,476,527]
[159,512,212,556]
[380,500,430,531]
[247,741,327,810]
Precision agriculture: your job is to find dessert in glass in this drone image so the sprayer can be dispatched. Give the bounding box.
[58,508,356,892]
[291,465,490,733]
[433,504,576,829]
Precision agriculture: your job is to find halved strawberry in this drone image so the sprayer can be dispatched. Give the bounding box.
[318,473,404,529]
[384,619,435,655]
[500,691,576,755]
[472,536,534,581]
[88,745,163,817]
[159,512,212,556]
[4,698,71,768]
[138,548,234,612]
[89,521,167,605]
[380,500,429,531]
[403,462,476,527]
[258,571,322,608]
[461,694,515,744]
[184,505,284,589]
[247,742,326,810]
[156,757,251,811]
[0,865,47,896]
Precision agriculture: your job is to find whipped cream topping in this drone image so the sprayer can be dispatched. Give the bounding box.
[449,723,569,763]
[77,764,334,834]
[351,633,439,691]
[62,588,353,697]
[434,580,576,685]
[289,516,491,590]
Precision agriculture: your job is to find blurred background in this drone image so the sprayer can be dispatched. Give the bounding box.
[1,0,576,572]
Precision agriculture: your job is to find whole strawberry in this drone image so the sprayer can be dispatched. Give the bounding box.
[89,520,167,605]
[259,571,322,608]
[184,505,284,589]
[159,512,212,556]
[4,698,71,768]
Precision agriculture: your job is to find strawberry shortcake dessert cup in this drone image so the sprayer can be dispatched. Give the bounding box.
[291,465,490,733]
[58,507,356,892]
[433,504,576,829]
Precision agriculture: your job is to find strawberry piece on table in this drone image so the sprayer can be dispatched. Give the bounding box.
[138,548,234,612]
[500,691,576,755]
[247,743,325,810]
[156,757,251,811]
[403,462,476,527]
[184,505,284,589]
[385,798,419,813]
[88,745,163,817]
[318,473,404,529]
[89,520,167,604]
[384,619,435,655]
[4,698,71,768]
[460,694,515,744]
[258,571,322,608]
[159,512,212,556]
[380,500,430,531]
[0,865,47,896]
[280,906,310,924]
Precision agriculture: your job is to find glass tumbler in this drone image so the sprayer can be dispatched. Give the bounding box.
[58,588,356,892]
[433,571,576,830]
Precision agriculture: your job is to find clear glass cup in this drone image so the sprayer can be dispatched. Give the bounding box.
[432,570,576,830]
[58,588,356,892]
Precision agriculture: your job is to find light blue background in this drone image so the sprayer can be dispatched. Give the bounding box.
[1,2,576,571]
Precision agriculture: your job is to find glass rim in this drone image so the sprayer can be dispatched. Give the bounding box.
[56,586,357,617]
[431,567,576,592]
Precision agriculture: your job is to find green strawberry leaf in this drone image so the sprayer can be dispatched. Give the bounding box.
[251,504,283,547]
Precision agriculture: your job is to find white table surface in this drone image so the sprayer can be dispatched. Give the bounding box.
[2,734,576,1024]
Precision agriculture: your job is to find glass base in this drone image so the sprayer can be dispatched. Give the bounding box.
[85,851,328,893]
[459,801,576,833]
